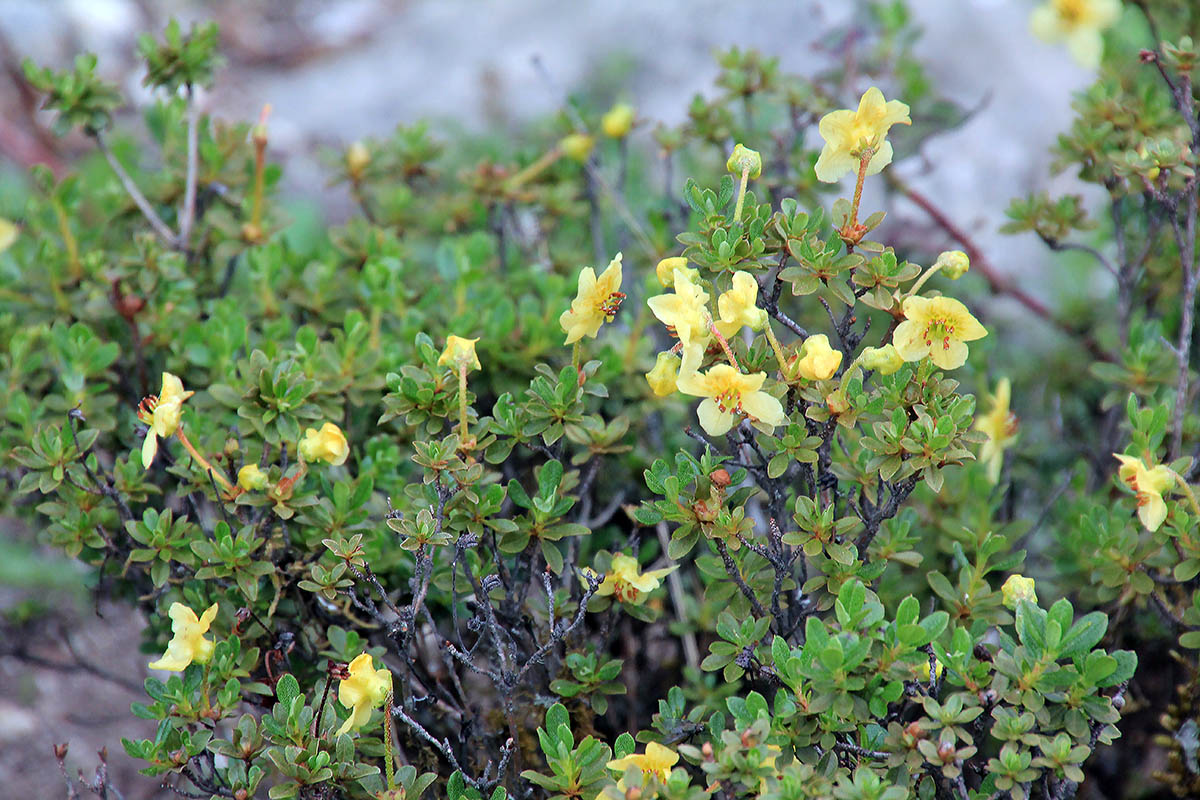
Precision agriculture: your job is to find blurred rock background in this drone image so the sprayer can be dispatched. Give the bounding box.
[0,1,1102,796]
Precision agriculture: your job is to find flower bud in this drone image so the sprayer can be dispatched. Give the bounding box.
[826,389,850,415]
[299,422,349,466]
[726,143,762,179]
[601,103,635,138]
[645,352,679,397]
[935,249,970,280]
[1001,574,1037,610]
[654,256,697,288]
[237,463,269,491]
[560,133,595,163]
[346,141,370,179]
[793,334,842,381]
[860,344,904,375]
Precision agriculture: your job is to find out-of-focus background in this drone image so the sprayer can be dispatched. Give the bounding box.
[0,1,1099,797]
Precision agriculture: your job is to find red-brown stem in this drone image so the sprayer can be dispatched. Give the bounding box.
[886,172,1112,363]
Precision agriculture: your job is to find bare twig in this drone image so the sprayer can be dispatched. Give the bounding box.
[92,131,176,245]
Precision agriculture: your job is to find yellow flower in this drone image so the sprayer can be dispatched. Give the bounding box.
[935,250,970,280]
[560,133,595,163]
[601,103,635,138]
[677,364,785,436]
[559,254,625,344]
[715,271,768,337]
[1030,0,1120,68]
[606,742,679,785]
[815,87,911,183]
[336,653,393,736]
[860,345,904,375]
[892,295,987,371]
[792,334,843,381]
[647,266,712,375]
[438,335,481,372]
[1001,575,1038,610]
[645,352,680,397]
[237,463,269,491]
[0,218,18,252]
[655,256,698,288]
[300,422,349,466]
[346,142,369,179]
[596,553,678,605]
[726,143,762,179]
[148,602,219,671]
[975,378,1018,484]
[1114,453,1176,532]
[916,657,946,682]
[138,372,195,469]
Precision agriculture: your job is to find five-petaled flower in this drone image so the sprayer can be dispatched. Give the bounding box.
[148,602,219,671]
[975,378,1018,484]
[677,364,785,436]
[792,334,843,381]
[892,295,987,371]
[1001,574,1038,610]
[647,266,712,375]
[606,742,679,787]
[336,652,393,736]
[715,271,768,338]
[596,553,678,605]
[815,87,911,183]
[560,253,625,344]
[438,335,481,372]
[138,371,195,469]
[1114,453,1176,532]
[300,422,349,466]
[1031,0,1120,68]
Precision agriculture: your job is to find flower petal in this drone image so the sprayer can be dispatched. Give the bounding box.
[892,320,928,362]
[741,390,785,428]
[696,399,734,436]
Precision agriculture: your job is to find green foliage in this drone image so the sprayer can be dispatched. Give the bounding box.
[9,5,1200,800]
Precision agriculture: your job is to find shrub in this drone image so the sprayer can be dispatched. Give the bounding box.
[4,3,1200,799]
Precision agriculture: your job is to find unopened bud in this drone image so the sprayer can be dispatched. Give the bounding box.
[251,104,271,146]
[710,468,731,488]
[826,388,850,415]
[934,250,970,280]
[346,141,370,179]
[560,133,595,163]
[601,103,635,138]
[726,143,762,180]
[860,345,904,375]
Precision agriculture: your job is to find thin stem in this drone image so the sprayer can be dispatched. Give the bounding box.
[762,320,790,377]
[903,262,947,301]
[457,364,469,440]
[175,428,235,494]
[1167,468,1200,519]
[52,197,80,278]
[708,319,740,370]
[848,148,873,230]
[732,165,750,223]
[179,85,200,248]
[504,146,563,191]
[383,691,397,791]
[93,131,176,244]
